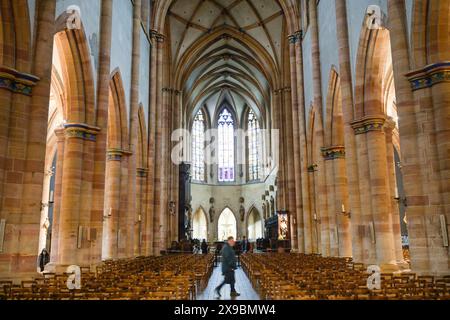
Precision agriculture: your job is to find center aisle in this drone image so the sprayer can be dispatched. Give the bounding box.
[197,264,260,300]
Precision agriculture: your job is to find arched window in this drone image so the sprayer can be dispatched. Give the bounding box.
[218,108,235,182]
[247,109,261,181]
[192,110,206,182]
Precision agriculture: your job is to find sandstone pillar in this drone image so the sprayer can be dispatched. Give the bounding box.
[335,0,364,262]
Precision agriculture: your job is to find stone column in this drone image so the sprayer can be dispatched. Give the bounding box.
[384,120,404,263]
[91,0,113,264]
[323,152,338,256]
[102,150,124,260]
[50,129,65,263]
[56,124,100,269]
[49,129,66,263]
[273,90,286,215]
[126,0,142,258]
[146,30,164,256]
[0,0,56,274]
[281,86,298,251]
[136,168,148,256]
[308,1,324,254]
[292,30,311,253]
[141,0,150,31]
[387,0,432,274]
[353,117,397,269]
[287,33,303,253]
[353,131,375,264]
[152,33,166,255]
[324,146,352,257]
[335,0,364,262]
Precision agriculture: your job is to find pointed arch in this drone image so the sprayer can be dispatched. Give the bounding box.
[137,105,148,169]
[217,106,236,182]
[191,108,207,182]
[213,96,240,129]
[192,206,209,241]
[217,207,238,241]
[412,0,450,67]
[324,67,344,147]
[53,22,96,125]
[108,69,129,150]
[0,0,31,70]
[354,19,392,119]
[246,205,263,241]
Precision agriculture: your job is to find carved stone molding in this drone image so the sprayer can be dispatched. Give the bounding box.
[351,116,386,135]
[0,66,39,96]
[321,146,346,160]
[107,148,132,162]
[63,123,101,142]
[288,31,302,44]
[149,29,165,43]
[137,167,149,177]
[406,62,450,91]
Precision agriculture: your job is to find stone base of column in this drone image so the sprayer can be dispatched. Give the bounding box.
[379,263,401,273]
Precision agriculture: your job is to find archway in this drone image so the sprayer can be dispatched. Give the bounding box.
[217,208,237,241]
[192,207,208,241]
[38,38,67,261]
[247,207,263,241]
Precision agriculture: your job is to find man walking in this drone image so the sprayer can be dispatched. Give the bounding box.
[215,236,240,298]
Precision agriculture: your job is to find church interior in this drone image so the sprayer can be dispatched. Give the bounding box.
[0,0,449,301]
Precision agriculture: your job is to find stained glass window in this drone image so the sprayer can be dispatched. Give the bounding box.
[248,109,261,181]
[192,110,205,182]
[218,108,235,182]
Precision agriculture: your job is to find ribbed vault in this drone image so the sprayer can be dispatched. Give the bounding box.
[165,0,287,122]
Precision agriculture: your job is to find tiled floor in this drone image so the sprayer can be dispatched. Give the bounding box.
[197,265,260,300]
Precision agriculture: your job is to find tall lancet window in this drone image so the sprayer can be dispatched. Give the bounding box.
[248,109,261,181]
[192,110,206,182]
[218,108,235,182]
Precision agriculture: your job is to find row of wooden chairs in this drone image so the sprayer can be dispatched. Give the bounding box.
[241,253,450,300]
[0,254,214,300]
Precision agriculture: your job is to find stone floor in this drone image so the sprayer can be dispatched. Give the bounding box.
[197,264,260,300]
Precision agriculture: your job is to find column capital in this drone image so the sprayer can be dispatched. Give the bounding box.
[149,29,165,43]
[351,116,386,135]
[321,145,346,160]
[406,61,450,91]
[137,167,149,177]
[63,123,101,141]
[54,128,66,141]
[384,117,397,133]
[274,88,283,95]
[0,66,40,96]
[106,148,132,161]
[287,31,302,44]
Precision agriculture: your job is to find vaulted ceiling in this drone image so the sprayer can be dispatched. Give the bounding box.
[167,0,286,121]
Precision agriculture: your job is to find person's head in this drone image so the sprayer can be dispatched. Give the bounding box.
[227,236,236,247]
[243,236,246,240]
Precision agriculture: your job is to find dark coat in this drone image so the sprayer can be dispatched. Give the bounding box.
[221,243,237,284]
[242,240,250,252]
[221,244,237,273]
[201,242,208,254]
[38,250,50,272]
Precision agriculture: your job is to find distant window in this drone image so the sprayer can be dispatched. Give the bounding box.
[218,108,235,182]
[247,109,261,181]
[192,110,206,182]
